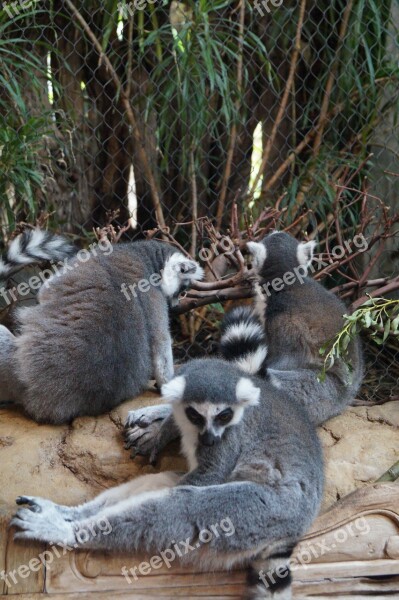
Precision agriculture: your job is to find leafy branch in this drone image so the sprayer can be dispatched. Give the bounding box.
[319,296,399,381]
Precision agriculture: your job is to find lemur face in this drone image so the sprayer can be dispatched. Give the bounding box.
[162,375,260,447]
[161,252,204,305]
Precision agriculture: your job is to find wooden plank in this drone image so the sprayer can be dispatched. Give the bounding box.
[1,591,242,599]
[294,574,399,595]
[45,548,247,595]
[0,503,45,596]
[295,558,399,579]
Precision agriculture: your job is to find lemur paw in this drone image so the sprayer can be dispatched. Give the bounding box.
[11,499,75,545]
[124,404,171,462]
[16,496,76,520]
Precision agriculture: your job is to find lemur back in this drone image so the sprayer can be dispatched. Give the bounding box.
[0,232,202,423]
[221,231,364,424]
[13,358,324,600]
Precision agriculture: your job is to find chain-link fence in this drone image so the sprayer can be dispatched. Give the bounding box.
[0,0,398,403]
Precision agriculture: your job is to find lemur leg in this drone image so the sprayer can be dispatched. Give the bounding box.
[147,297,174,388]
[0,325,23,403]
[12,479,305,600]
[124,408,180,462]
[14,471,181,524]
[268,367,349,425]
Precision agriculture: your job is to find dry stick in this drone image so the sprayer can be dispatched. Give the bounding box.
[64,0,166,230]
[330,278,388,295]
[189,148,198,257]
[351,277,399,310]
[216,0,245,229]
[126,14,134,100]
[357,241,385,288]
[175,285,254,314]
[262,95,356,194]
[248,0,307,200]
[312,0,354,155]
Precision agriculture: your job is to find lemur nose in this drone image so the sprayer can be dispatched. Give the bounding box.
[199,431,220,446]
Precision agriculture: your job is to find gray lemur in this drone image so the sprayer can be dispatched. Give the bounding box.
[0,229,203,423]
[221,231,364,425]
[124,231,363,459]
[12,358,323,600]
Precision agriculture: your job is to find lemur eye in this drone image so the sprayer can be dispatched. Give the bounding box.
[215,408,233,425]
[185,407,205,427]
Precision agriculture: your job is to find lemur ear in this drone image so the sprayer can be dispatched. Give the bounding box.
[161,375,186,403]
[247,241,267,271]
[178,260,197,274]
[236,377,260,407]
[297,240,316,267]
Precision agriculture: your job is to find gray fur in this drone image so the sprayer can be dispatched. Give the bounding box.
[245,231,364,425]
[0,240,202,423]
[12,358,323,600]
[124,232,364,459]
[0,325,23,403]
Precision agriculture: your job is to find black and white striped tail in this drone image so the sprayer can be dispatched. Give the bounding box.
[246,548,294,599]
[220,306,267,376]
[0,229,76,279]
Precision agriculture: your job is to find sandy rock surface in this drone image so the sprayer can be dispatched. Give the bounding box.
[0,394,397,513]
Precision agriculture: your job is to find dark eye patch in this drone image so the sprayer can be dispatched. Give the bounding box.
[185,407,205,427]
[215,408,233,425]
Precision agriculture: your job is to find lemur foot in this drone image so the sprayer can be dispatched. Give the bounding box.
[16,495,76,520]
[124,404,171,462]
[11,497,75,544]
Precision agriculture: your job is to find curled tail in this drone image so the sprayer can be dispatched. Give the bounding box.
[0,228,76,280]
[219,306,267,376]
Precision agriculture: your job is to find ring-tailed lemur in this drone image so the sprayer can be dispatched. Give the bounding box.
[221,230,364,424]
[12,358,323,600]
[124,231,363,459]
[0,230,203,423]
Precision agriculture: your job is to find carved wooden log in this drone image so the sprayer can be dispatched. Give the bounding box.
[1,483,398,598]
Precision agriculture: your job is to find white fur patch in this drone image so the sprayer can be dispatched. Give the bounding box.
[269,373,282,389]
[296,240,316,269]
[247,241,267,271]
[161,252,204,298]
[235,346,267,375]
[0,258,9,276]
[253,281,267,325]
[99,472,180,508]
[221,321,264,344]
[236,377,261,406]
[171,402,199,471]
[161,375,186,403]
[97,487,173,520]
[7,236,24,263]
